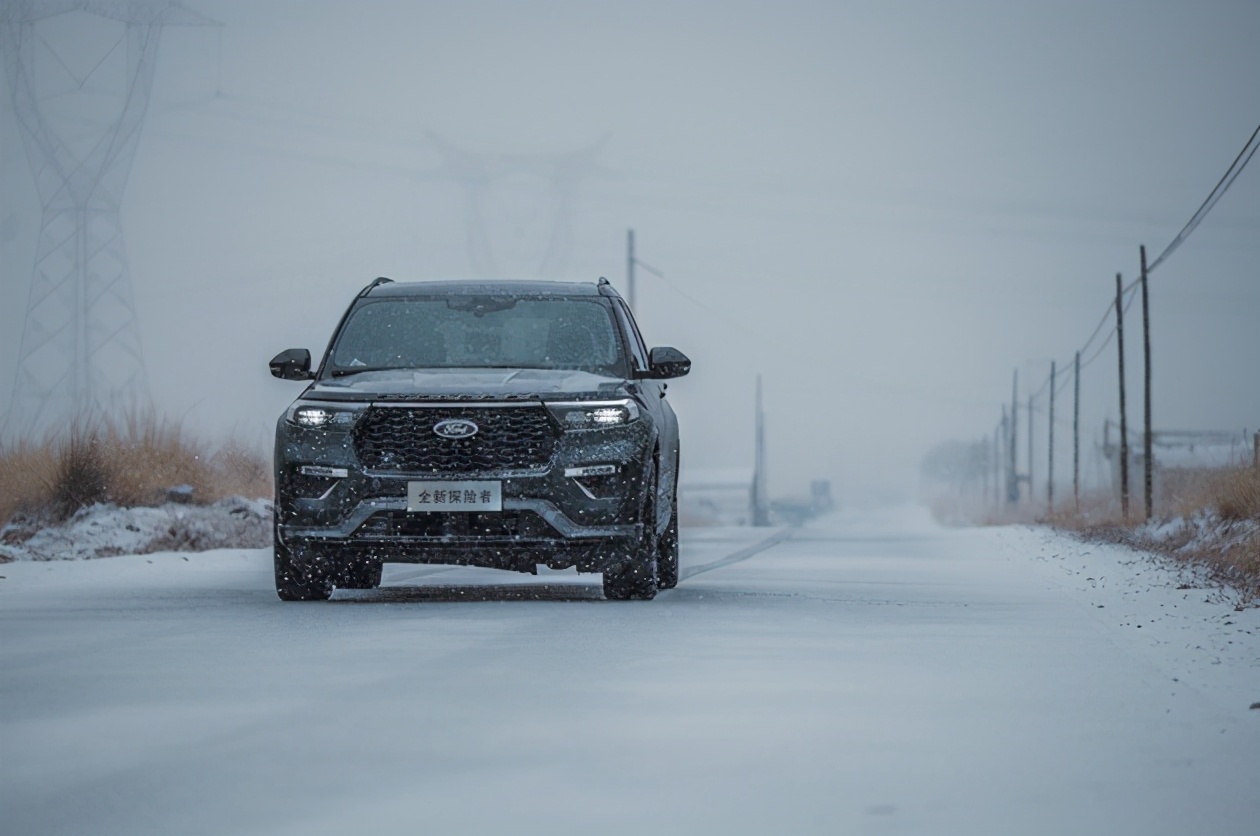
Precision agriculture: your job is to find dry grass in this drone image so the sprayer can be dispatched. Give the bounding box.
[0,413,272,526]
[1057,467,1260,606]
[1163,467,1260,603]
[101,413,217,508]
[50,421,112,517]
[209,439,273,503]
[926,488,1116,528]
[1169,466,1260,523]
[1041,492,1127,530]
[0,439,59,526]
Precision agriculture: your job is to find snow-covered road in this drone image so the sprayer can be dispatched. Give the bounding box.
[2,507,1257,835]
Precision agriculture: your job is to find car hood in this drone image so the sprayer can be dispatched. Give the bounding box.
[303,368,630,401]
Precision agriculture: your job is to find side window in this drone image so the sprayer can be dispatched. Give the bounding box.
[613,300,650,373]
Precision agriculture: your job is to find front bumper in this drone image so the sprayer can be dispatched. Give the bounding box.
[284,496,638,541]
[274,408,653,573]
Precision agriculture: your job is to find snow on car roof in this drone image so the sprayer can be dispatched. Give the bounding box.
[368,279,607,297]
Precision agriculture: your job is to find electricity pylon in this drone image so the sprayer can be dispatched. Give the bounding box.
[0,1,217,435]
[426,132,609,278]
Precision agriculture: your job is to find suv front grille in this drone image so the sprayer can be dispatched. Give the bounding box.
[353,405,558,473]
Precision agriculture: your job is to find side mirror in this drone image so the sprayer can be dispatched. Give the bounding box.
[645,346,691,379]
[270,348,313,380]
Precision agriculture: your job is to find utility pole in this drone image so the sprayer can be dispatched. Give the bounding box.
[993,426,1001,512]
[1048,360,1056,513]
[980,435,989,505]
[751,375,770,526]
[1027,394,1034,504]
[1001,407,1010,508]
[626,229,636,311]
[1008,372,1019,504]
[1073,351,1081,513]
[1115,273,1130,520]
[1140,245,1153,521]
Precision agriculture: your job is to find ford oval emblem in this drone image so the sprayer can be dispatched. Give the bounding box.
[433,418,479,440]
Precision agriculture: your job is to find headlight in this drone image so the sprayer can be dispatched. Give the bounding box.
[286,403,364,429]
[546,399,640,430]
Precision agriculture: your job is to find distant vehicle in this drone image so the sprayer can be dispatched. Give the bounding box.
[269,277,690,601]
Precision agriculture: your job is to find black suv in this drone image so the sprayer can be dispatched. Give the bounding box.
[269,277,690,601]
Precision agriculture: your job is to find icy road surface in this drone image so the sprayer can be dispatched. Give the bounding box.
[2,507,1258,836]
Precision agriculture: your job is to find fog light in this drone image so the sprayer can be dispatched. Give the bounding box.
[300,465,348,478]
[564,464,619,477]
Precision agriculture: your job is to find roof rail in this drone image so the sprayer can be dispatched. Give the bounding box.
[359,276,394,297]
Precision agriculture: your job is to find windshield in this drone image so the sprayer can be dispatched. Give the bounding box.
[327,296,626,376]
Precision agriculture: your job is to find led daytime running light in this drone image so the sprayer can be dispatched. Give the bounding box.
[290,404,362,428]
[546,399,639,429]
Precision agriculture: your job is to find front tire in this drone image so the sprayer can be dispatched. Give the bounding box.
[603,459,660,600]
[657,489,680,590]
[602,551,658,600]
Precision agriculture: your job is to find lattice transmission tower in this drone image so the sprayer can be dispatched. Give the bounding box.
[426,132,609,278]
[1,1,217,435]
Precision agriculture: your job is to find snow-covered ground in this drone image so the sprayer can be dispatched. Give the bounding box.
[0,497,272,562]
[1,507,1256,835]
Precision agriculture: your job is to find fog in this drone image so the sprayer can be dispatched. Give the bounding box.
[2,0,1257,505]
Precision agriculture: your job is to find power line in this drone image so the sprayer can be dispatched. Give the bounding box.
[1019,122,1260,419]
[1078,283,1139,372]
[1146,121,1260,274]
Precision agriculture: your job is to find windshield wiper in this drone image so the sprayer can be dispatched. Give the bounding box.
[329,366,407,377]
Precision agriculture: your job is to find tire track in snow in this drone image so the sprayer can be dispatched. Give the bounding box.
[680,527,795,581]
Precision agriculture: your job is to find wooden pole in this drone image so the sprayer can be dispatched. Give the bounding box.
[1028,394,1034,503]
[1002,406,1011,505]
[1141,245,1153,520]
[994,426,1001,511]
[1073,350,1081,513]
[1008,372,1019,504]
[980,435,989,505]
[626,229,636,311]
[1048,360,1056,513]
[1115,273,1130,520]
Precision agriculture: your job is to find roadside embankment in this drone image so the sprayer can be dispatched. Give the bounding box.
[933,466,1260,607]
[1055,467,1260,606]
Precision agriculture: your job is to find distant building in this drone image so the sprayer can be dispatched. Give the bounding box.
[1102,423,1252,507]
[679,467,754,527]
[810,479,834,514]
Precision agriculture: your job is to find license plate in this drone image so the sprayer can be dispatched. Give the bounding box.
[407,480,502,512]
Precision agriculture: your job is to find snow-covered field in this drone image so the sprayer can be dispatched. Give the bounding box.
[1,507,1257,835]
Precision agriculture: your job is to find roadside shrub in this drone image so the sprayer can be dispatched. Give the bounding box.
[0,413,273,527]
[1210,468,1260,522]
[209,439,272,502]
[49,422,111,520]
[102,413,214,507]
[0,439,58,526]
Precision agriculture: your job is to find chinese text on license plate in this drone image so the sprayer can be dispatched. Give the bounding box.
[407,481,502,512]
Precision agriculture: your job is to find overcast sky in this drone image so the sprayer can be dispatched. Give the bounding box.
[2,0,1257,503]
